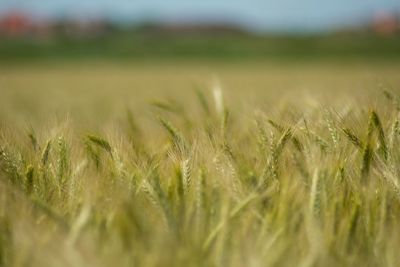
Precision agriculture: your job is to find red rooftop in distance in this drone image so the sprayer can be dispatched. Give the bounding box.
[0,11,33,36]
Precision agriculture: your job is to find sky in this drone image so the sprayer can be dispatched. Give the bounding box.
[1,0,400,32]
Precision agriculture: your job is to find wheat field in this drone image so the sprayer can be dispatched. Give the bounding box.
[1,62,400,267]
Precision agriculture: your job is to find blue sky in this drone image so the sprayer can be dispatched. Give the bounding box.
[1,0,400,32]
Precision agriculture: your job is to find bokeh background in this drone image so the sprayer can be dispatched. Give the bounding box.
[0,0,399,61]
[0,0,400,128]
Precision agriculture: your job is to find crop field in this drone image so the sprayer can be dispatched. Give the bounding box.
[1,61,400,267]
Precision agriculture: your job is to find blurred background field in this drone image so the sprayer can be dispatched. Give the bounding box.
[0,0,399,117]
[0,32,400,62]
[1,61,400,129]
[0,0,400,62]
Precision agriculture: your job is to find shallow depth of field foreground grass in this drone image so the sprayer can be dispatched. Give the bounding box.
[1,62,400,267]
